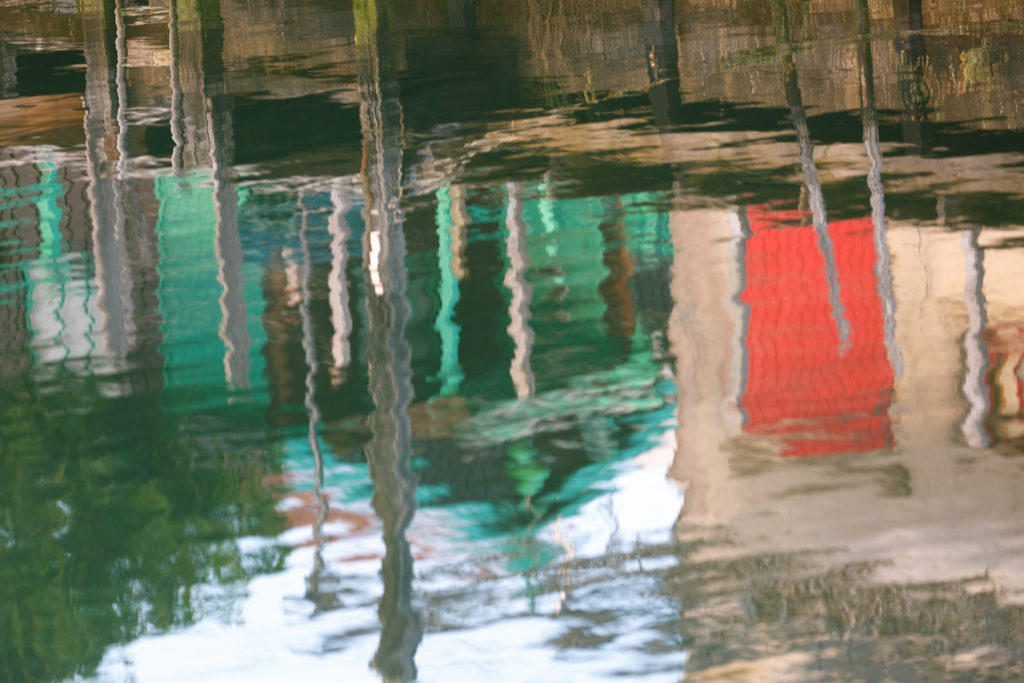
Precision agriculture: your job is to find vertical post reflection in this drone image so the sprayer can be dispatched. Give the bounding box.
[81,0,135,362]
[0,33,16,99]
[168,0,185,175]
[504,181,535,399]
[772,0,849,350]
[356,2,421,678]
[892,0,928,149]
[642,0,682,127]
[857,0,904,379]
[297,193,336,611]
[328,182,353,385]
[961,229,990,449]
[204,4,253,390]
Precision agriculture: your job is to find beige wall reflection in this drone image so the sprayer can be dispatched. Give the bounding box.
[666,198,1024,598]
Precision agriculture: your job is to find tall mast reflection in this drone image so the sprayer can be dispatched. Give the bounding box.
[857,0,904,379]
[355,1,422,678]
[772,0,849,350]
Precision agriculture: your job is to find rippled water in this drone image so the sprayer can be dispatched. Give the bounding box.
[4,0,1024,680]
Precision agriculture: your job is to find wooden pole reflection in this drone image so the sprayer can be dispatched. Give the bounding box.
[356,3,421,677]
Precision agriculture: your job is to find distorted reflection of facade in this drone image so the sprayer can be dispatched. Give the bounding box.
[5,0,1024,679]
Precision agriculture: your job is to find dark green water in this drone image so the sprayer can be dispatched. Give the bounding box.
[3,0,1024,680]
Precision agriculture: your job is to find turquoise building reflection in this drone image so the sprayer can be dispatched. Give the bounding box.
[0,1,677,680]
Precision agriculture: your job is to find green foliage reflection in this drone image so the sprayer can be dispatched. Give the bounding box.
[0,373,286,682]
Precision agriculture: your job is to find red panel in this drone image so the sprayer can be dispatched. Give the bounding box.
[741,205,894,456]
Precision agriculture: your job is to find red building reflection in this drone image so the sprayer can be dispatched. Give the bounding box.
[740,205,894,456]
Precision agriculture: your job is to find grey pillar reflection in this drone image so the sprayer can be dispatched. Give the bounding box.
[328,183,353,385]
[961,229,990,449]
[773,0,849,350]
[504,182,535,399]
[167,0,213,173]
[204,9,252,390]
[297,195,338,612]
[857,0,904,379]
[643,0,682,127]
[167,0,185,174]
[357,7,422,679]
[81,0,135,361]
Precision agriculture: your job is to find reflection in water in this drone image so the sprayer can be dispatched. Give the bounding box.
[773,0,849,352]
[357,5,421,679]
[893,0,929,149]
[642,0,681,127]
[5,0,1024,680]
[208,41,253,389]
[82,0,135,367]
[0,33,15,99]
[328,182,353,383]
[503,181,535,399]
[433,183,465,396]
[298,192,336,611]
[962,228,990,449]
[858,0,904,381]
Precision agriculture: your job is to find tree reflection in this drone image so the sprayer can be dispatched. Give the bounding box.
[0,376,285,682]
[0,2,285,680]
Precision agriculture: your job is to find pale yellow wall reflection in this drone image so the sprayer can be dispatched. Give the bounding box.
[666,203,1024,603]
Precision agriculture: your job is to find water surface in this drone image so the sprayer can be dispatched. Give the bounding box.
[3,0,1024,680]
